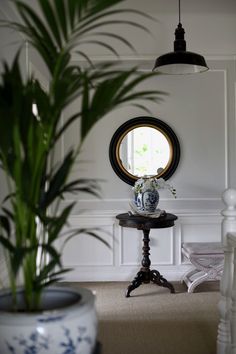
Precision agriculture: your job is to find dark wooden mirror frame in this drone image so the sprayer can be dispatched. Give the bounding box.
[109,116,180,186]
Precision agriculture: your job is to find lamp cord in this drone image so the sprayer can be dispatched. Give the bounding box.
[179,0,181,23]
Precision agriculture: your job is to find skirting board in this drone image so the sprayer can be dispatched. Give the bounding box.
[61,264,193,282]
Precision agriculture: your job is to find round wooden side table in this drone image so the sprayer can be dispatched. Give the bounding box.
[116,212,178,297]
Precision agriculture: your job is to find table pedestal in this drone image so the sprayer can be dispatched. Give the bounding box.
[116,212,177,297]
[126,228,175,297]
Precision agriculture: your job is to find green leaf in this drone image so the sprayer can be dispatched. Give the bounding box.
[15,1,57,56]
[38,0,62,48]
[0,215,11,237]
[60,178,102,198]
[62,227,111,249]
[0,236,14,252]
[77,19,150,39]
[38,272,71,288]
[68,0,78,28]
[90,32,136,52]
[2,207,14,222]
[47,203,75,244]
[40,151,75,208]
[79,40,120,57]
[12,247,32,276]
[34,259,60,285]
[0,0,165,310]
[54,0,67,41]
[54,112,81,143]
[41,244,62,266]
[75,51,95,68]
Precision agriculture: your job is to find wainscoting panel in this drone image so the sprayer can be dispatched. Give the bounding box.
[120,227,142,266]
[178,215,222,265]
[58,215,115,268]
[62,225,114,267]
[58,211,222,282]
[150,228,174,265]
[181,222,221,243]
[120,227,174,266]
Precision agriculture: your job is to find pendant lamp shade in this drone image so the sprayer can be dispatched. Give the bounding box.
[153,3,208,74]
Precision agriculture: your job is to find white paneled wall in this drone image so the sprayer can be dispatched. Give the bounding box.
[56,212,222,281]
[55,57,232,282]
[0,0,236,284]
[120,226,174,266]
[0,56,234,283]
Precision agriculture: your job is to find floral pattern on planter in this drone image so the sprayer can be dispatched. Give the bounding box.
[60,326,93,354]
[5,325,94,354]
[0,287,97,354]
[6,331,49,354]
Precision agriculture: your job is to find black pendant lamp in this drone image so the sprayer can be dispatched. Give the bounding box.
[153,0,208,74]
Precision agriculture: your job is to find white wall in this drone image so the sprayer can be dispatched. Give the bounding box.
[59,57,233,281]
[56,0,236,281]
[1,0,236,282]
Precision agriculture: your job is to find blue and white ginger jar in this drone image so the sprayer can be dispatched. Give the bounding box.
[136,189,159,213]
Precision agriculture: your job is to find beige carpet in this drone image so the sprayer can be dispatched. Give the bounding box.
[64,281,220,354]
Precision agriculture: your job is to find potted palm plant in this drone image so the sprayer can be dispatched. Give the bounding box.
[0,1,164,353]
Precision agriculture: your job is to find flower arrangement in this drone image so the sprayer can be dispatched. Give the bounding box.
[133,177,177,198]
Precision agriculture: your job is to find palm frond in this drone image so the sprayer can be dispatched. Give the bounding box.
[0,0,165,310]
[80,69,166,140]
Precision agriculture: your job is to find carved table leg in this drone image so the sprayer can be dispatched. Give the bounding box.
[126,271,146,297]
[126,228,175,296]
[151,269,175,293]
[126,229,152,297]
[141,229,151,273]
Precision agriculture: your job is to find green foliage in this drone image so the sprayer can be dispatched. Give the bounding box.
[0,0,164,310]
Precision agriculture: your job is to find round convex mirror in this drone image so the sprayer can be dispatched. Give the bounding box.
[109,116,180,185]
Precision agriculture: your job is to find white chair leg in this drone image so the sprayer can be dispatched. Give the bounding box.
[187,272,209,293]
[181,267,198,284]
[182,244,224,293]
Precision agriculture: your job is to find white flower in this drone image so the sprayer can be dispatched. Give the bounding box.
[133,177,176,198]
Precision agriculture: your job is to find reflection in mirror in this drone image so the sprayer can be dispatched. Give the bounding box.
[119,127,171,177]
[109,116,180,186]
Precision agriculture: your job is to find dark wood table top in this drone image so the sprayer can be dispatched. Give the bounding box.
[116,212,178,230]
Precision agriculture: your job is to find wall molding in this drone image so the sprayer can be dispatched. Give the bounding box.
[61,197,224,213]
[61,264,194,282]
[64,209,223,218]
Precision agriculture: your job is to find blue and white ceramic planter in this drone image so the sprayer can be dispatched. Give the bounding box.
[136,189,159,212]
[0,287,97,354]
